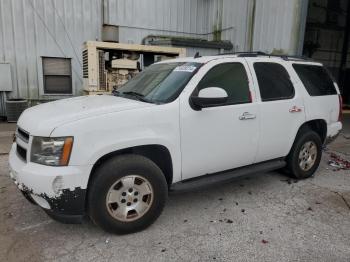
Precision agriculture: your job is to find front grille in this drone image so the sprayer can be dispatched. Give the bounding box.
[17,127,29,142]
[16,144,27,162]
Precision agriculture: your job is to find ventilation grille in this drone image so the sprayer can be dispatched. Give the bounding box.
[82,49,88,78]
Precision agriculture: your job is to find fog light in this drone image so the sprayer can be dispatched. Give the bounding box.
[30,194,50,209]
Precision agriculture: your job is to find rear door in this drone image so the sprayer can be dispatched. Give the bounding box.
[246,58,306,162]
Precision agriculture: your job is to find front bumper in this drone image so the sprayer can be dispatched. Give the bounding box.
[8,143,92,222]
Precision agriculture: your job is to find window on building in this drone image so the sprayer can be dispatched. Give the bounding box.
[42,57,72,94]
[292,64,337,96]
[254,62,295,101]
[197,63,251,105]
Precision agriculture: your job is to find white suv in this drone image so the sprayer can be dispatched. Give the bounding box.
[9,53,342,234]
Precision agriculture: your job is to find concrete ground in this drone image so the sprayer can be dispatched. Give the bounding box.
[0,119,350,262]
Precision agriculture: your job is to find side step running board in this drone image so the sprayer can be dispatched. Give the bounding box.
[170,159,286,192]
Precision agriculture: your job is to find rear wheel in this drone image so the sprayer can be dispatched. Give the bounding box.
[286,129,322,179]
[88,154,168,234]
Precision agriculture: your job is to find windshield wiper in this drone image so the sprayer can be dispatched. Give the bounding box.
[112,89,121,96]
[122,91,144,97]
[121,91,151,103]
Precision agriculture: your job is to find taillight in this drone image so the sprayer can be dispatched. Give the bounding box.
[338,94,343,122]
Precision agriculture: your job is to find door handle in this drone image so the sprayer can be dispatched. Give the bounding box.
[289,106,303,113]
[239,112,256,120]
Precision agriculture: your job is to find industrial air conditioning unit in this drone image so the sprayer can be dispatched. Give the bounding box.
[5,99,27,123]
[82,41,186,95]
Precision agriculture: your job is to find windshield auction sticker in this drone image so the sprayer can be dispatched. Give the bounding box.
[174,65,197,73]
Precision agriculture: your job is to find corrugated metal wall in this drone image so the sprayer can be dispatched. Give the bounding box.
[252,0,307,55]
[104,0,251,53]
[0,0,102,102]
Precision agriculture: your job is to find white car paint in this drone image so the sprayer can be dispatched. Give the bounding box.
[198,86,228,98]
[245,58,307,162]
[179,57,260,179]
[9,55,342,211]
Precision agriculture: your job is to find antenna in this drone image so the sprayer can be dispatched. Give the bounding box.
[194,52,201,58]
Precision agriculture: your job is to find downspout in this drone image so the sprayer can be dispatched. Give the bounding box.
[296,0,309,56]
[213,0,223,41]
[246,0,256,51]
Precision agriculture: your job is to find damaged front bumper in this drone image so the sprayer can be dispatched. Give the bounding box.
[8,143,92,223]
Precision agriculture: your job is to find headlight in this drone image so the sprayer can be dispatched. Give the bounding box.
[31,137,73,166]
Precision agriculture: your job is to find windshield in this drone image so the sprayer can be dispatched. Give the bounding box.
[114,62,202,103]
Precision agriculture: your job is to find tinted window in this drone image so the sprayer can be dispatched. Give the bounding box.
[197,63,250,105]
[292,64,337,96]
[254,63,294,101]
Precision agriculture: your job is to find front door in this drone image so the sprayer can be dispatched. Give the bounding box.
[179,58,260,180]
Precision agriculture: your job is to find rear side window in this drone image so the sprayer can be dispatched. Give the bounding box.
[254,62,295,101]
[292,64,337,96]
[197,63,250,105]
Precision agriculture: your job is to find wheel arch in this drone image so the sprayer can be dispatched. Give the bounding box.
[87,144,173,189]
[288,119,327,155]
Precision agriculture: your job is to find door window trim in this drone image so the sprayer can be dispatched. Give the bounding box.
[190,62,252,108]
[253,62,295,102]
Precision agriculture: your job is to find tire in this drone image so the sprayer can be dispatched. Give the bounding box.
[285,128,322,179]
[88,154,168,234]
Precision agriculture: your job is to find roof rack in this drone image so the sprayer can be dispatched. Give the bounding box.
[217,51,313,61]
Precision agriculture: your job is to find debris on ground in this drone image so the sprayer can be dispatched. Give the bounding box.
[259,231,263,235]
[105,238,110,244]
[225,219,233,224]
[161,248,166,252]
[4,212,13,218]
[248,191,252,195]
[307,207,313,211]
[328,153,350,170]
[218,198,223,201]
[281,179,298,184]
[222,208,226,212]
[183,219,188,223]
[241,209,245,213]
[261,239,269,244]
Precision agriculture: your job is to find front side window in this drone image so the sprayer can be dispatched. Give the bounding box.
[116,62,201,103]
[196,63,251,105]
[42,57,72,94]
[254,62,294,101]
[292,64,337,96]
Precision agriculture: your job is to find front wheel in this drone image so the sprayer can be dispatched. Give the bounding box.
[286,129,322,179]
[88,154,168,234]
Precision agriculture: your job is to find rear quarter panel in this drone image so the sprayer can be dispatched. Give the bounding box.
[290,61,340,125]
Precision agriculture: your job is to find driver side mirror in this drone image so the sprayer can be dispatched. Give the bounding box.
[190,87,228,110]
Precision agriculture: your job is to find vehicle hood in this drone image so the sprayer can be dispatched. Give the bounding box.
[18,95,153,136]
